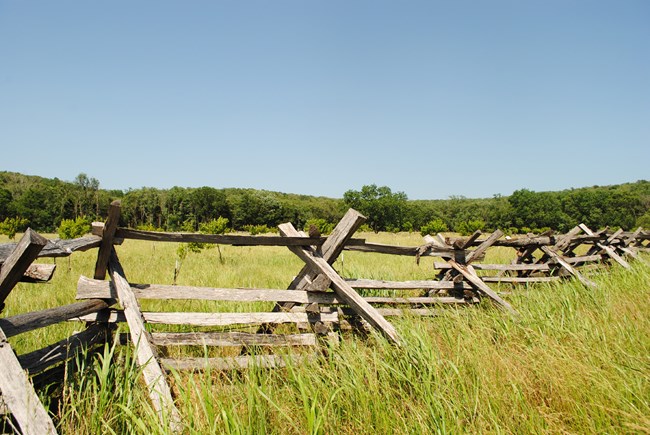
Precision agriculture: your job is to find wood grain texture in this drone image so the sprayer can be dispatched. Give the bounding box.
[447,260,518,316]
[598,244,631,269]
[0,327,57,435]
[554,226,583,252]
[0,299,111,338]
[76,277,473,305]
[335,307,440,317]
[466,230,504,264]
[369,308,438,317]
[623,227,643,246]
[148,332,317,347]
[481,276,559,283]
[268,209,367,321]
[540,246,597,288]
[579,225,631,269]
[108,250,182,430]
[422,234,448,249]
[78,276,474,296]
[20,263,56,283]
[18,323,109,374]
[78,275,339,304]
[563,254,602,264]
[77,310,339,325]
[344,278,473,290]
[345,242,457,258]
[288,208,367,291]
[454,230,482,249]
[0,235,101,264]
[360,296,478,304]
[114,228,367,247]
[0,229,48,305]
[445,232,610,249]
[605,228,625,244]
[434,262,550,272]
[280,222,401,345]
[94,200,121,280]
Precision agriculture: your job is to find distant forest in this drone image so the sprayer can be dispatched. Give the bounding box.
[1,171,649,236]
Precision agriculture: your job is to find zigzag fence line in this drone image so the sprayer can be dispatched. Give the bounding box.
[0,200,647,433]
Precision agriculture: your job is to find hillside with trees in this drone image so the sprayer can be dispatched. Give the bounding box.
[1,171,649,237]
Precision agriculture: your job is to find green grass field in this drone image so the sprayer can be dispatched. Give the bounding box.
[2,233,649,434]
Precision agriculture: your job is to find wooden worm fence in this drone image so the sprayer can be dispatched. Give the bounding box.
[0,200,648,433]
[0,229,108,434]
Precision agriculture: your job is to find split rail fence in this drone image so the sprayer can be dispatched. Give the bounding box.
[0,200,648,433]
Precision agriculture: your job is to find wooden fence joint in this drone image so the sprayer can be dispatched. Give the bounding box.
[94,200,121,280]
[0,229,48,311]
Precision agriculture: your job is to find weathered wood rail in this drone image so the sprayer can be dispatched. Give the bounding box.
[0,230,111,435]
[435,225,649,289]
[0,235,101,264]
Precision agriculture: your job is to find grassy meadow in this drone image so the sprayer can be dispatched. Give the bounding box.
[1,232,649,434]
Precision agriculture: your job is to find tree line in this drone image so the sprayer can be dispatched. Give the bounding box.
[1,171,649,237]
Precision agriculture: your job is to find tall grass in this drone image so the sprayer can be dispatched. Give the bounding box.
[1,233,648,433]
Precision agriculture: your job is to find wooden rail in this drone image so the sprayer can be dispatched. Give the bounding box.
[107,227,366,248]
[77,276,475,303]
[0,230,111,435]
[0,236,101,264]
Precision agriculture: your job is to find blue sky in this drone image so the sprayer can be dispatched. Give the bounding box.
[1,1,648,199]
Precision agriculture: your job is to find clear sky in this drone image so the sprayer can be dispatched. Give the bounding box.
[1,1,648,200]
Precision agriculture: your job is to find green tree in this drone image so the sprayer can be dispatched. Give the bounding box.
[486,194,513,230]
[14,187,59,231]
[406,200,447,231]
[420,218,448,236]
[0,217,29,240]
[164,187,192,230]
[509,189,570,231]
[199,216,229,235]
[456,219,486,236]
[232,191,284,229]
[0,188,13,221]
[73,173,100,218]
[343,184,408,232]
[122,187,165,228]
[636,211,650,228]
[304,218,334,235]
[190,187,230,224]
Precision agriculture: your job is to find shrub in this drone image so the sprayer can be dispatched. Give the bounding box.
[303,218,334,236]
[176,241,203,261]
[136,223,163,232]
[178,219,206,254]
[177,217,231,260]
[636,211,650,229]
[244,224,277,235]
[0,217,29,240]
[199,217,230,235]
[420,219,448,236]
[57,216,91,239]
[455,219,485,236]
[175,217,232,283]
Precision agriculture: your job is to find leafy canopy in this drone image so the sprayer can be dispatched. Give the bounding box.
[343,184,408,233]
